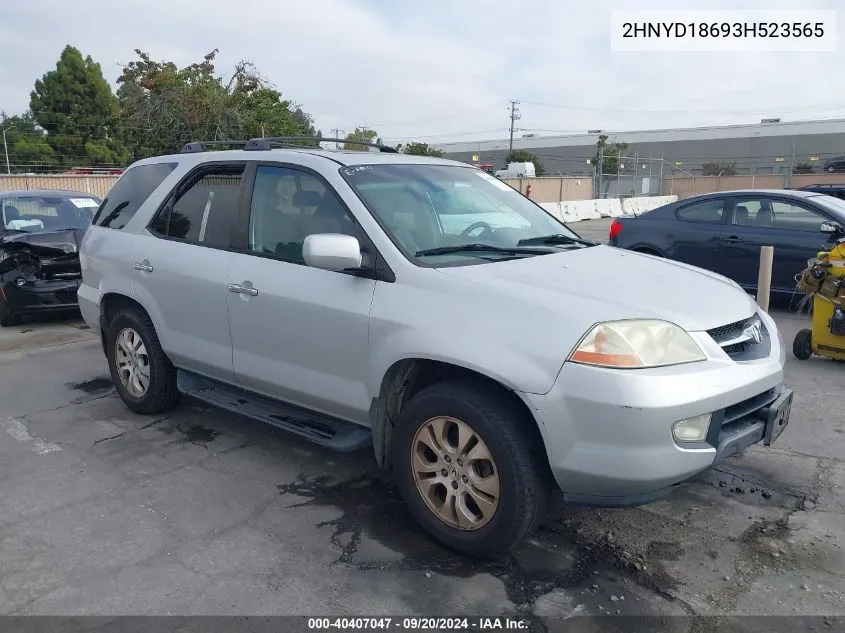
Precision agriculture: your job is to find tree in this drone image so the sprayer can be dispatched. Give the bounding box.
[397,141,444,157]
[505,149,545,175]
[702,162,737,176]
[117,49,318,159]
[0,111,56,172]
[29,45,126,167]
[591,135,628,177]
[793,162,815,175]
[343,127,379,151]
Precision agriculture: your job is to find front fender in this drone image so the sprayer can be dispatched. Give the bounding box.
[367,324,563,399]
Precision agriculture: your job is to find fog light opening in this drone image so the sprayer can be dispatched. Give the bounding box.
[672,413,712,443]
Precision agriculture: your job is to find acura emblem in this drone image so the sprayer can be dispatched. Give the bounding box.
[743,319,763,344]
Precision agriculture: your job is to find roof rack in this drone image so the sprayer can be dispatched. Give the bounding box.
[179,136,398,154]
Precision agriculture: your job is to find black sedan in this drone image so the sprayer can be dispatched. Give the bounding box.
[1,189,102,326]
[607,189,845,297]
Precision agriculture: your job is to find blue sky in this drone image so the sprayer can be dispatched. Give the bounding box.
[1,0,843,147]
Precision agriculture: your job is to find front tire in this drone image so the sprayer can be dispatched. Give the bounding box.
[106,306,180,414]
[0,299,21,327]
[392,380,550,556]
[792,328,813,360]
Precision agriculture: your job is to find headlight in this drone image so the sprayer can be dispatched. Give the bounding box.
[569,319,706,369]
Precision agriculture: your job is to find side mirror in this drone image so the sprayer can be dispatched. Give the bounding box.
[302,233,363,272]
[821,220,843,234]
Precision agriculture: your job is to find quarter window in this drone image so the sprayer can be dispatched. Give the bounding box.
[150,166,244,249]
[93,162,176,229]
[248,165,358,263]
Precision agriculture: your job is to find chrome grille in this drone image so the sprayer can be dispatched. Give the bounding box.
[707,315,769,360]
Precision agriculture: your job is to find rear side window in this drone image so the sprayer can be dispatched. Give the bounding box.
[675,199,726,224]
[93,162,177,229]
[149,165,245,249]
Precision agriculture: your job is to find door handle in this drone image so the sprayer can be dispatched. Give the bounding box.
[227,283,258,296]
[723,235,743,244]
[132,260,153,272]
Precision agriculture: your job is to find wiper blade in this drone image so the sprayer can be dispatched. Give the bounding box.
[517,233,597,247]
[415,243,552,257]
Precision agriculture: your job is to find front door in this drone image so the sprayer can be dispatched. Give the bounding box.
[717,195,835,293]
[226,164,376,424]
[132,163,247,384]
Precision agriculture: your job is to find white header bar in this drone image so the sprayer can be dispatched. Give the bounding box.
[611,10,837,52]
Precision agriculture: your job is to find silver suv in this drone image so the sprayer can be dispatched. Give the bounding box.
[78,137,793,556]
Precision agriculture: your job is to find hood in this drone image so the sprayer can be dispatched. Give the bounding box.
[0,229,85,276]
[436,245,757,332]
[0,229,86,255]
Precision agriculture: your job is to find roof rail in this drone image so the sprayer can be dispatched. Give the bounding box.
[179,137,399,154]
[180,140,250,153]
[248,136,398,153]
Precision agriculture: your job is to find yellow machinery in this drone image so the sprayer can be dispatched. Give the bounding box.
[793,231,845,361]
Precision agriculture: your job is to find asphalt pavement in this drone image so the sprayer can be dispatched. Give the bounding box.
[0,253,843,623]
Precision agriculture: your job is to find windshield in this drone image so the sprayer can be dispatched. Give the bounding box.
[810,193,845,219]
[340,164,581,266]
[1,195,100,233]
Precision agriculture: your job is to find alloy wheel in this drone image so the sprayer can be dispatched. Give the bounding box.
[410,416,501,530]
[115,327,151,397]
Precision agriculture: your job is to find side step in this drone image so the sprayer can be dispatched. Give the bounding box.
[177,370,372,452]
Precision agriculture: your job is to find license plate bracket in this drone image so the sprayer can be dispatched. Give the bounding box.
[763,389,793,446]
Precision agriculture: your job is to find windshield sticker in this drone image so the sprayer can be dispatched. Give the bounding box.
[70,198,99,208]
[342,166,374,176]
[477,171,514,191]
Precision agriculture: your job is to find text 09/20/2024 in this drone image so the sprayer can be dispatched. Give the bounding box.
[307,618,528,630]
[610,10,837,52]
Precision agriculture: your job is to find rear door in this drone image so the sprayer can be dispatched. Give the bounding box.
[132,162,246,384]
[717,195,835,293]
[663,197,728,270]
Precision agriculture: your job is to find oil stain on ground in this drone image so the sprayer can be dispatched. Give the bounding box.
[67,376,113,393]
[276,474,684,626]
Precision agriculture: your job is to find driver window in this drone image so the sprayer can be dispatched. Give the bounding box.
[248,165,357,263]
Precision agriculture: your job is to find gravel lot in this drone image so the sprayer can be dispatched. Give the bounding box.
[1,232,843,625]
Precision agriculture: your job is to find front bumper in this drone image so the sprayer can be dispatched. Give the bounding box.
[1,277,82,315]
[521,309,789,506]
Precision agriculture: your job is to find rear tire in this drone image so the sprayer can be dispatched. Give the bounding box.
[0,299,21,327]
[392,380,550,557]
[106,306,181,414]
[792,328,813,360]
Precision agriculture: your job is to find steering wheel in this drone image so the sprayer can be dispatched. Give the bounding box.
[460,221,494,239]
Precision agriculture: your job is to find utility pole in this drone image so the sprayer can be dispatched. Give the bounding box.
[788,144,796,188]
[508,100,521,158]
[331,128,345,149]
[2,128,9,175]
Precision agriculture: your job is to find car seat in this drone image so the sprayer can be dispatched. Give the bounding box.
[3,205,20,228]
[753,201,774,226]
[735,204,750,225]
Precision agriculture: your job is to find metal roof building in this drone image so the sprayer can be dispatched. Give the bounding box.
[434,118,845,178]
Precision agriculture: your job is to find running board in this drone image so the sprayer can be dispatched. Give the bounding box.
[176,370,372,452]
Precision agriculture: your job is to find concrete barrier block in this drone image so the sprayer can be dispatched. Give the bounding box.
[593,198,623,218]
[621,195,678,215]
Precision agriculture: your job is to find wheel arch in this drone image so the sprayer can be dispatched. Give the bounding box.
[369,358,549,473]
[98,293,154,355]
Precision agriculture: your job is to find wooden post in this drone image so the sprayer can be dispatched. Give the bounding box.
[757,246,774,312]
